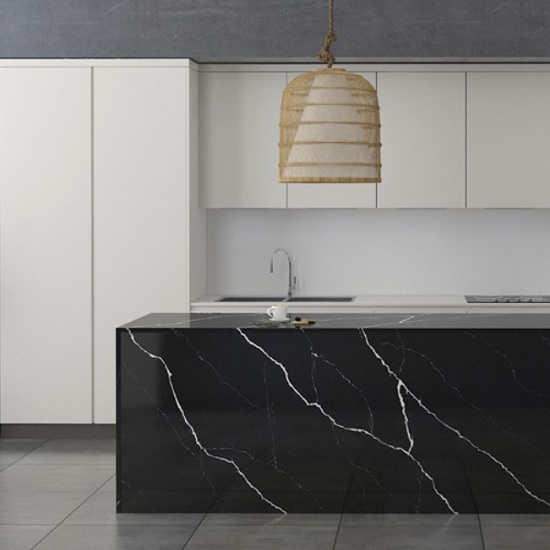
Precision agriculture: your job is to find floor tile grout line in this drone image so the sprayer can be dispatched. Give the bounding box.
[28,470,117,549]
[0,439,50,469]
[180,511,209,549]
[476,516,492,550]
[5,438,550,548]
[477,513,488,550]
[332,510,345,550]
[179,515,345,550]
[332,470,355,549]
[458,445,487,549]
[1,461,115,468]
[1,438,116,468]
[25,439,108,550]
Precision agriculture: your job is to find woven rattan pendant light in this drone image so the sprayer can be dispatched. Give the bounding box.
[279,0,381,183]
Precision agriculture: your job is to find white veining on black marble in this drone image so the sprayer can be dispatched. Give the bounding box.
[307,352,390,502]
[126,328,287,514]
[465,330,550,401]
[262,365,279,470]
[396,379,429,513]
[303,312,508,330]
[540,331,550,349]
[122,312,550,331]
[129,313,229,328]
[261,362,326,510]
[173,330,261,410]
[121,337,222,507]
[397,381,414,454]
[118,312,550,513]
[361,329,550,511]
[383,333,539,453]
[301,329,375,431]
[120,357,200,459]
[236,328,458,514]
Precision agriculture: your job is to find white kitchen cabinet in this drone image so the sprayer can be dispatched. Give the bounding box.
[0,68,92,423]
[199,68,467,209]
[376,72,466,208]
[287,182,376,208]
[467,72,550,208]
[199,70,287,208]
[93,67,193,423]
[286,71,378,209]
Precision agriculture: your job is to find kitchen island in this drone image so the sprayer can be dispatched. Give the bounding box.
[117,313,550,514]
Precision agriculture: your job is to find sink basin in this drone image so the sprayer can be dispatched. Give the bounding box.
[287,296,355,302]
[217,296,355,303]
[217,296,285,302]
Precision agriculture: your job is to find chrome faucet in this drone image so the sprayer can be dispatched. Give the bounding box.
[270,248,296,300]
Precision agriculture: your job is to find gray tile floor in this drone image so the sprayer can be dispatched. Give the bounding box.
[1,438,550,549]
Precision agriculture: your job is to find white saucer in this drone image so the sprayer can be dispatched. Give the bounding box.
[268,316,290,323]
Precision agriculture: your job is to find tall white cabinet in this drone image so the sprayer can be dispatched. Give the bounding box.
[93,66,194,423]
[3,61,550,426]
[0,68,93,423]
[0,60,200,425]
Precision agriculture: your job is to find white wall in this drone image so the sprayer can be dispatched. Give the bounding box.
[207,209,550,296]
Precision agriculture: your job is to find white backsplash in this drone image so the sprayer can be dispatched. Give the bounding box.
[207,209,550,297]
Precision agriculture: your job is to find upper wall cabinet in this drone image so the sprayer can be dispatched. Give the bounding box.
[286,71,377,209]
[376,72,466,208]
[199,70,287,208]
[467,72,550,208]
[198,65,550,210]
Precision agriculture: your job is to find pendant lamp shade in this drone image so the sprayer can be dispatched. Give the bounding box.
[278,0,381,184]
[279,67,381,183]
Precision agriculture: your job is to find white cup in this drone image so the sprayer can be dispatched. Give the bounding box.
[267,303,288,321]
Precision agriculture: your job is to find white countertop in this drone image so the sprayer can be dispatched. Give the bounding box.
[353,295,467,305]
[191,295,550,314]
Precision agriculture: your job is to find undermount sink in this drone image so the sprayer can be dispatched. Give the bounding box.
[217,296,355,303]
[217,296,285,302]
[287,296,355,302]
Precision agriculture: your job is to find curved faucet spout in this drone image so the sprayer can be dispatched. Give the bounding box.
[270,248,296,300]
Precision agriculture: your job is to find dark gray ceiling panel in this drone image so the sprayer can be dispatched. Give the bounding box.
[1,1,549,61]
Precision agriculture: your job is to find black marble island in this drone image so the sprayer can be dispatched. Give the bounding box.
[117,313,550,514]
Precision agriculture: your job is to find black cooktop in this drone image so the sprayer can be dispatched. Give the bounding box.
[466,295,550,303]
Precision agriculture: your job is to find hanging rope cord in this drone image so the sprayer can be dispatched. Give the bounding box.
[318,0,337,67]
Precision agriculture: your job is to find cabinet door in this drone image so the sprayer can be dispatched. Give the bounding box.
[94,67,190,423]
[199,71,287,208]
[287,72,377,209]
[377,72,466,208]
[467,72,550,208]
[0,68,92,423]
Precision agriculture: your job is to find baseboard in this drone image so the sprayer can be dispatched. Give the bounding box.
[0,424,116,439]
